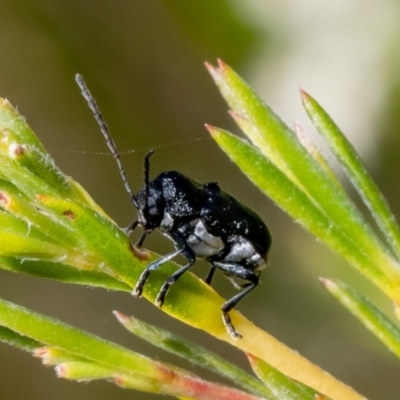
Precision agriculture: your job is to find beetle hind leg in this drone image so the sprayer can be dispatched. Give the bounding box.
[221,278,258,339]
[204,265,216,285]
[212,261,260,339]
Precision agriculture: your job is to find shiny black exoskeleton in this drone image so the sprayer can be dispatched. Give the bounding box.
[76,74,272,339]
[131,159,272,338]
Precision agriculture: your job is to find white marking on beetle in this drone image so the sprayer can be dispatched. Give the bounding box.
[187,219,224,257]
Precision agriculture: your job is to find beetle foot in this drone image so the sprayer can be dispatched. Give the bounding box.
[133,269,151,297]
[155,284,168,308]
[132,284,143,297]
[222,311,242,340]
[228,326,242,340]
[155,296,163,308]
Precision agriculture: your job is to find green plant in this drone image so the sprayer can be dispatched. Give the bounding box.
[1,60,398,399]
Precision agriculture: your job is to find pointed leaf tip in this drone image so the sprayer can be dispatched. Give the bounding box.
[228,110,248,123]
[113,310,130,325]
[55,364,67,378]
[300,90,318,110]
[33,347,48,358]
[245,352,257,366]
[204,61,215,74]
[204,124,218,136]
[217,58,229,71]
[205,62,224,84]
[299,88,308,98]
[319,277,334,289]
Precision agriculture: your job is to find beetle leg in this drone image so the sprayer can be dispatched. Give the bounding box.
[211,261,259,339]
[222,279,258,339]
[124,219,147,248]
[204,265,216,285]
[132,247,184,298]
[135,232,147,248]
[156,235,196,307]
[124,219,139,235]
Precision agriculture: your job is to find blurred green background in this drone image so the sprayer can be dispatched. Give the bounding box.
[1,1,400,399]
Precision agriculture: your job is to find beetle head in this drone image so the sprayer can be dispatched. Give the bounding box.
[136,184,164,232]
[134,149,164,232]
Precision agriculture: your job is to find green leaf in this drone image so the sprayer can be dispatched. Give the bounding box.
[0,127,75,198]
[0,105,108,211]
[36,194,140,280]
[0,99,46,152]
[0,76,369,400]
[247,354,331,400]
[322,278,400,359]
[301,90,400,262]
[0,298,263,399]
[206,61,400,303]
[114,311,274,399]
[207,126,398,300]
[0,326,42,351]
[292,120,343,191]
[0,298,157,377]
[0,214,66,260]
[0,256,131,291]
[55,360,117,381]
[0,179,84,249]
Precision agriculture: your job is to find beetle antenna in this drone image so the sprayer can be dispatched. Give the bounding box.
[144,149,154,203]
[75,74,138,208]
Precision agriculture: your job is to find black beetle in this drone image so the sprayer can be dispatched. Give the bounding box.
[76,74,272,339]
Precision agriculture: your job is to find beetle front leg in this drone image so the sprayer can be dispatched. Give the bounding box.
[156,236,195,307]
[124,219,139,235]
[132,247,183,297]
[123,219,148,248]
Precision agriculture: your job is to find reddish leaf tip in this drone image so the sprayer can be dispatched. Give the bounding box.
[204,61,215,73]
[217,58,229,71]
[113,310,129,324]
[293,119,312,147]
[245,352,257,365]
[114,375,124,387]
[205,62,223,83]
[204,124,221,139]
[33,347,49,358]
[55,364,67,378]
[34,347,58,366]
[228,110,248,124]
[299,88,312,103]
[319,277,334,289]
